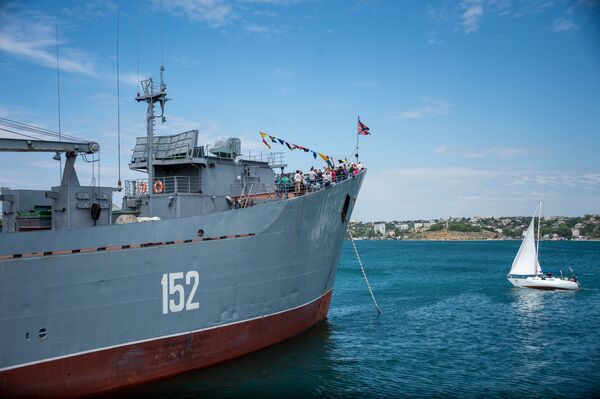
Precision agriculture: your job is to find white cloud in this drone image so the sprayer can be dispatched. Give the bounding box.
[461,1,484,33]
[429,0,596,37]
[244,23,270,33]
[394,98,452,120]
[0,8,99,77]
[61,0,118,21]
[434,145,448,154]
[240,0,294,4]
[171,54,201,69]
[155,0,233,27]
[351,80,379,89]
[432,145,533,159]
[0,103,28,120]
[551,16,577,32]
[460,146,532,159]
[273,68,294,79]
[120,72,144,87]
[352,166,600,220]
[153,0,296,35]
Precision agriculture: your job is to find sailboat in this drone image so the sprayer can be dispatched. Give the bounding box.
[507,202,580,290]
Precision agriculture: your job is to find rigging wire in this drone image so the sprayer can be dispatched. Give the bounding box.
[174,96,352,163]
[136,9,141,96]
[0,117,91,142]
[160,0,164,67]
[55,24,62,179]
[175,96,258,132]
[116,6,122,188]
[0,127,39,140]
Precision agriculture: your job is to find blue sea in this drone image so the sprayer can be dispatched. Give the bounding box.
[122,241,600,398]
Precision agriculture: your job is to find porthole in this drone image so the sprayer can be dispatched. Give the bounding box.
[197,229,204,237]
[38,328,47,340]
[25,332,30,340]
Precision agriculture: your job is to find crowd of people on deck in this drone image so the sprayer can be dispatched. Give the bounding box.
[274,162,364,198]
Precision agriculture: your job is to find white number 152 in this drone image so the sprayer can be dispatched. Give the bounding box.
[161,271,200,314]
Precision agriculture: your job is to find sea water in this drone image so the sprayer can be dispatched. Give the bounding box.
[121,241,600,398]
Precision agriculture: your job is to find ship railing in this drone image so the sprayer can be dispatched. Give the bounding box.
[125,176,201,196]
[140,79,163,97]
[230,182,274,196]
[243,151,286,167]
[274,169,365,197]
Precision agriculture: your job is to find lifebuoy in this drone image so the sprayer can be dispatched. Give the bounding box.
[153,180,164,194]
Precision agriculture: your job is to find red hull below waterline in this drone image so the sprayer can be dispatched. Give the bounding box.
[1,290,333,398]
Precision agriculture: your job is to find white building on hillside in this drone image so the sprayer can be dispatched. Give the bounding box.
[373,223,386,235]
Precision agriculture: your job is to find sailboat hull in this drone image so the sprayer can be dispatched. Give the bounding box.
[507,276,580,290]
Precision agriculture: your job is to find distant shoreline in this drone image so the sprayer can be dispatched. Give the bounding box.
[346,238,600,242]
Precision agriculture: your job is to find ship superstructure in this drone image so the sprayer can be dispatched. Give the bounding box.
[0,68,365,397]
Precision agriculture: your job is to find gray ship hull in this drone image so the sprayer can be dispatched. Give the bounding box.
[0,172,364,397]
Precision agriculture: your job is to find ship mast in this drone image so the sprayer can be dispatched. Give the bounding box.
[136,65,168,196]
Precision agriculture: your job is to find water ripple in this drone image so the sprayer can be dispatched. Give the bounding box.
[118,241,600,398]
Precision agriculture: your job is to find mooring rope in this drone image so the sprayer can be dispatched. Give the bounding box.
[348,232,381,315]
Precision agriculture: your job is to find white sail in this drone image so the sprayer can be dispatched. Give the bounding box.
[509,216,539,276]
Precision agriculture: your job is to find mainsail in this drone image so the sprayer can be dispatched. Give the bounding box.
[509,212,542,276]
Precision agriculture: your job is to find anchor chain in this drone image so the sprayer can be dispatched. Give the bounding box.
[348,232,381,315]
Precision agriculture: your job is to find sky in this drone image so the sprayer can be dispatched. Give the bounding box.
[0,0,599,221]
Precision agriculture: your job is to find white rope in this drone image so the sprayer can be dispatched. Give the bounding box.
[348,232,381,315]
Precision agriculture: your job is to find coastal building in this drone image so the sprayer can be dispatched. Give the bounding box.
[373,223,386,236]
[572,228,580,238]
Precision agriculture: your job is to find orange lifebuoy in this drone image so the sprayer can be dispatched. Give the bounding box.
[153,180,164,194]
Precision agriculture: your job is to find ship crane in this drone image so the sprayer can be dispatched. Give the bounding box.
[0,138,99,154]
[0,118,110,231]
[0,117,100,189]
[0,137,100,193]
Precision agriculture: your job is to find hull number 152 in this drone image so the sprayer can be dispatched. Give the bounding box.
[161,271,200,314]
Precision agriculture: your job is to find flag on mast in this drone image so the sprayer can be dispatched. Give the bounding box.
[357,119,371,135]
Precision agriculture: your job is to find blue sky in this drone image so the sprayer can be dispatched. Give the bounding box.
[1,0,599,221]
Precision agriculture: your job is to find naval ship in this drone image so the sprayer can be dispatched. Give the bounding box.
[0,69,365,396]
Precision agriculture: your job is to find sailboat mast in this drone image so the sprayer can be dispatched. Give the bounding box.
[536,201,541,258]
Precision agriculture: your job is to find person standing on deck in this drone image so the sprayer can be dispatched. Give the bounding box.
[281,174,290,199]
[294,170,302,195]
[309,167,316,192]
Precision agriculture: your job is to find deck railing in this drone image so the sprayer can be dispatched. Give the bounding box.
[274,170,364,198]
[125,176,201,196]
[243,151,286,167]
